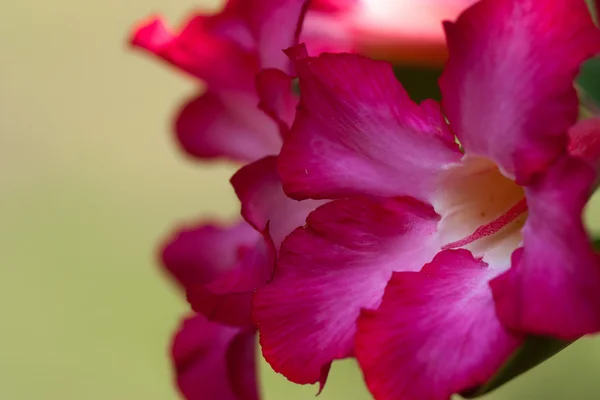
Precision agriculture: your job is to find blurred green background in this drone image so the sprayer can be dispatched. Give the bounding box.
[2,0,600,399]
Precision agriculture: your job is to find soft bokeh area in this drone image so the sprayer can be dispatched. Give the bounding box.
[2,0,600,399]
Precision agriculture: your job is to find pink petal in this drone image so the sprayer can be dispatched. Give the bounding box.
[491,156,600,339]
[309,0,357,13]
[161,220,259,287]
[278,51,461,202]
[255,69,298,137]
[226,329,260,400]
[161,220,275,327]
[231,156,323,250]
[131,0,308,82]
[300,8,357,55]
[253,196,440,386]
[172,314,259,400]
[568,117,600,173]
[235,0,310,72]
[186,237,273,327]
[440,0,600,183]
[130,15,258,91]
[175,92,282,163]
[356,249,522,400]
[132,2,308,163]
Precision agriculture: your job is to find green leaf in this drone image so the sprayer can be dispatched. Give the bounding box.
[461,336,573,398]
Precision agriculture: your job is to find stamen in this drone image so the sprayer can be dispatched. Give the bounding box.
[442,198,528,250]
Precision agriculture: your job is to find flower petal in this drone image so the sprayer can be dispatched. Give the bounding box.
[356,249,522,400]
[226,329,260,400]
[161,220,274,327]
[253,196,440,386]
[175,92,281,163]
[255,68,298,137]
[309,0,357,13]
[130,15,257,91]
[300,9,356,55]
[440,0,600,183]
[231,156,323,250]
[161,220,259,287]
[172,314,258,400]
[491,156,600,339]
[278,51,461,202]
[131,0,309,84]
[187,236,274,327]
[186,244,273,327]
[236,0,310,72]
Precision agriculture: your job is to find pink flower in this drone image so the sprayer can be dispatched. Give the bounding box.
[162,221,273,328]
[160,221,268,400]
[171,314,258,400]
[251,0,600,398]
[160,205,320,399]
[131,1,314,399]
[130,0,308,163]
[129,0,475,166]
[303,0,477,64]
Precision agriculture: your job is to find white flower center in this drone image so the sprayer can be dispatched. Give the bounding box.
[432,156,527,267]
